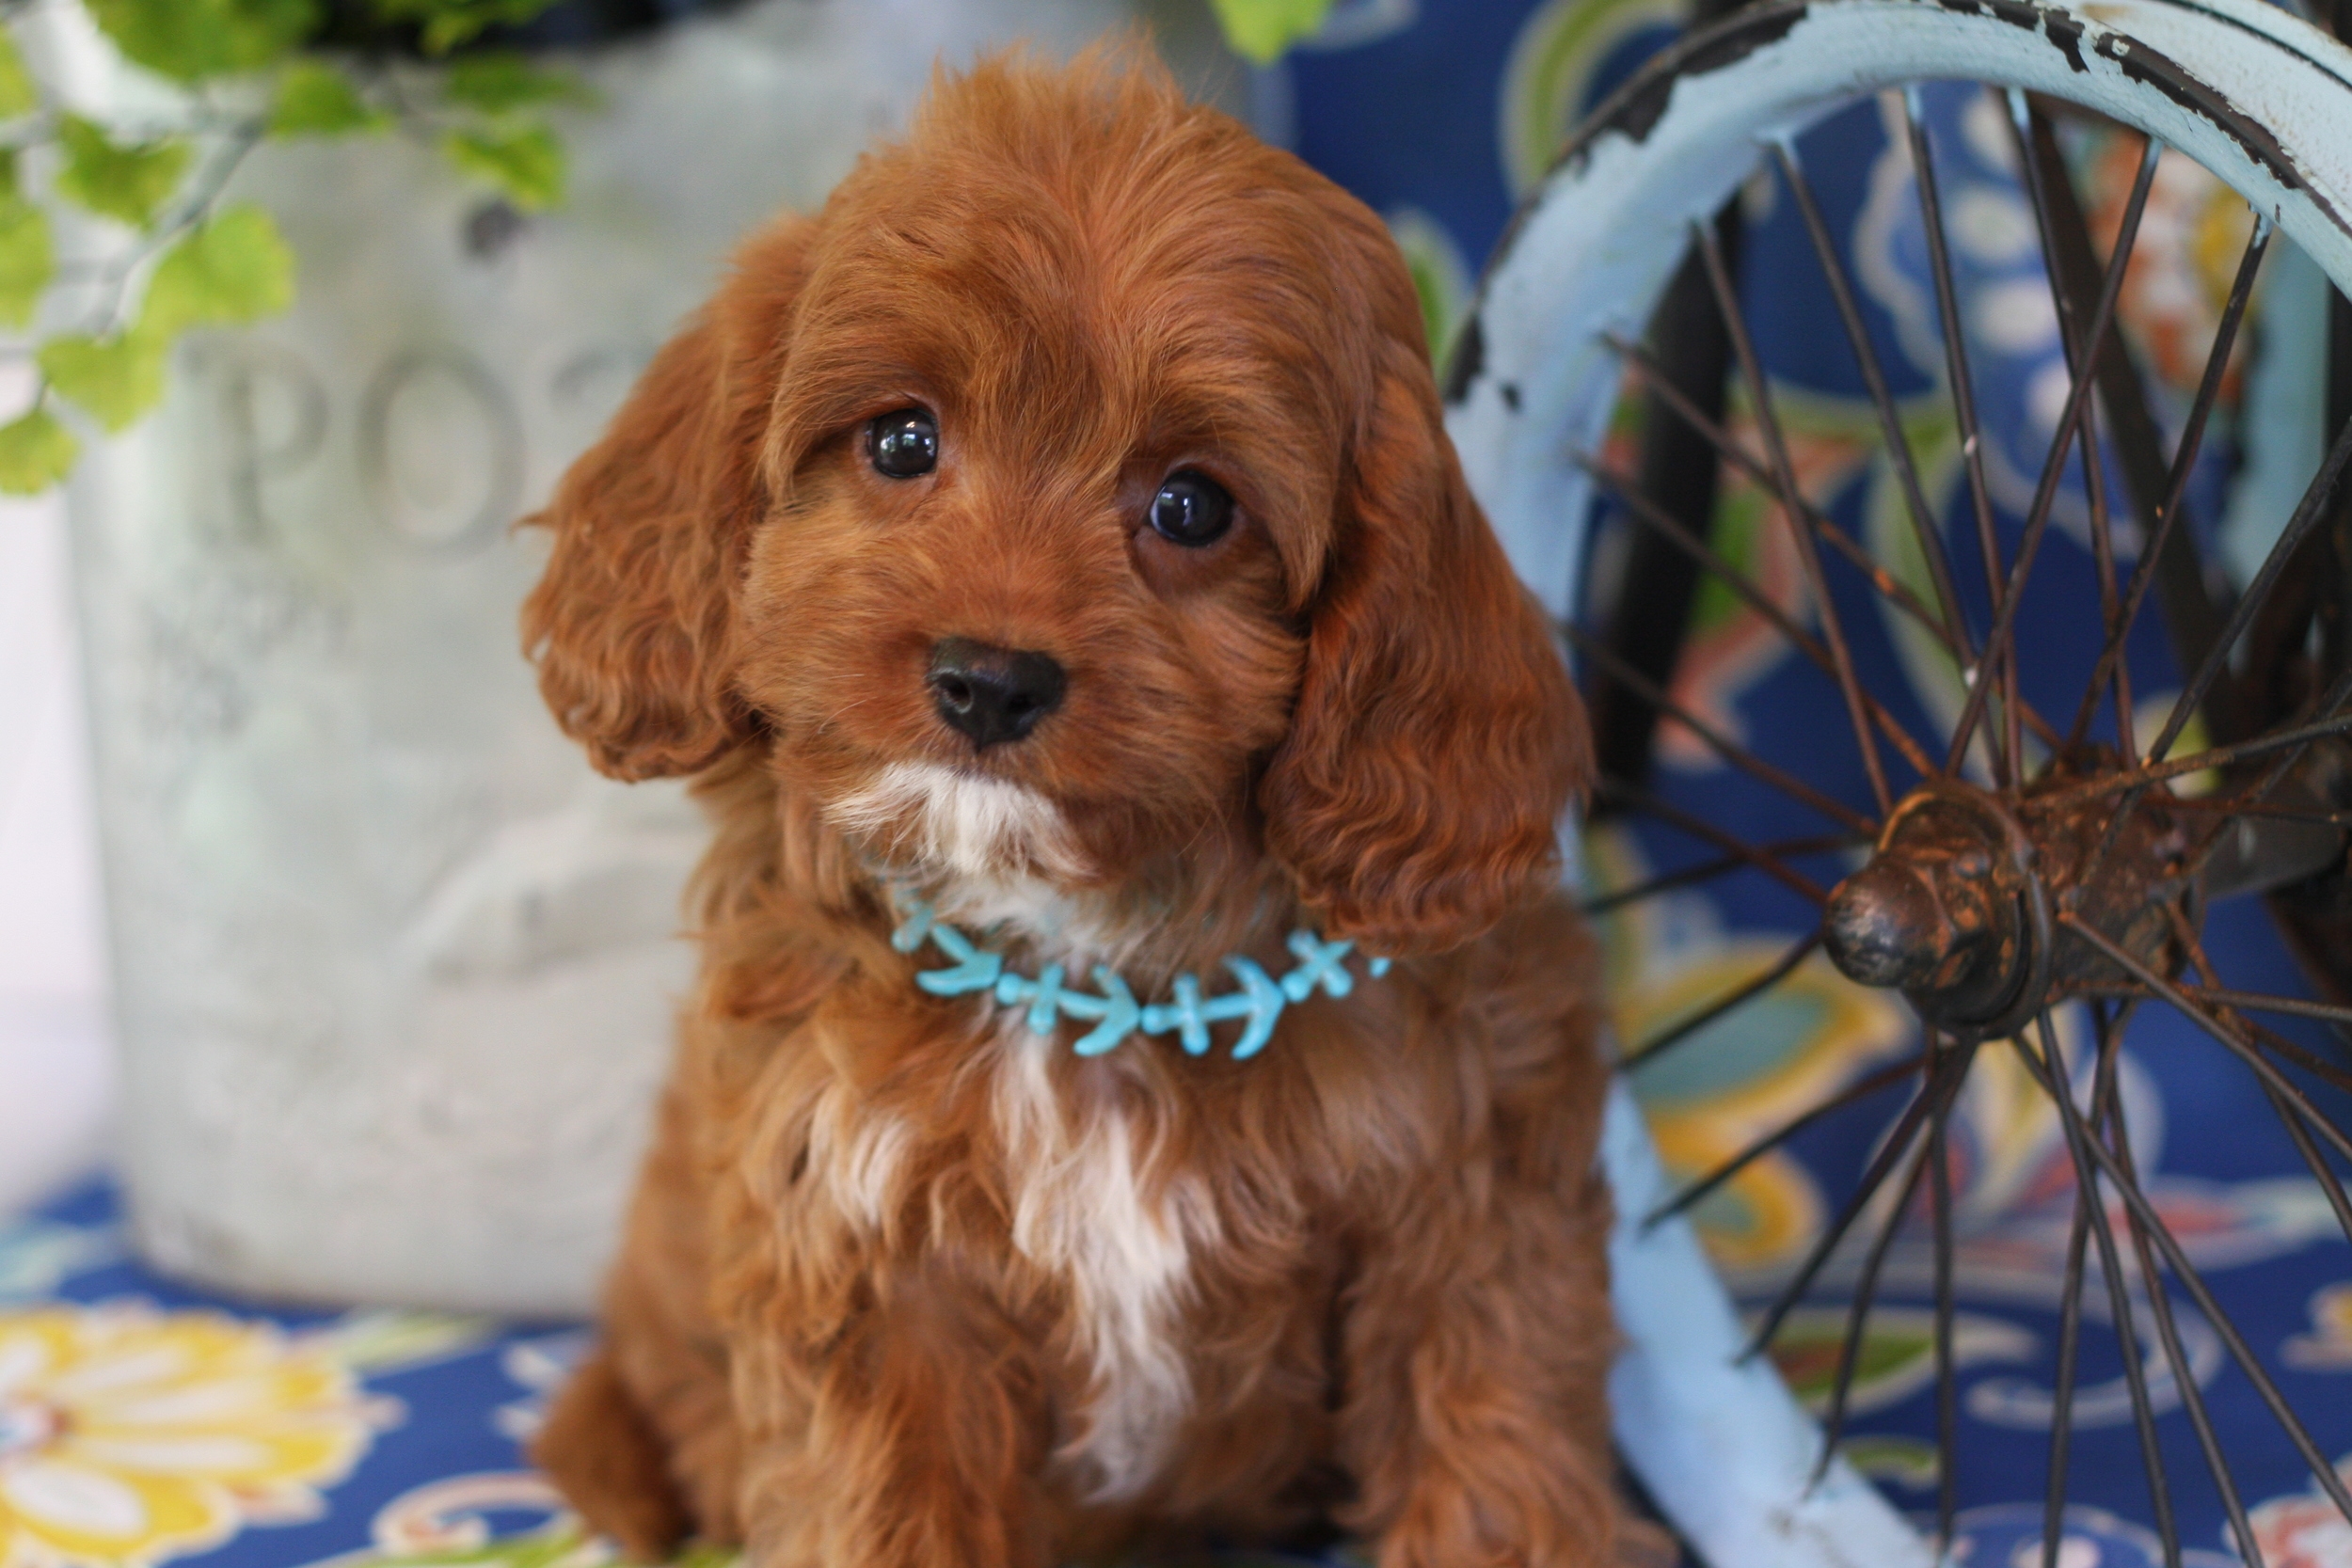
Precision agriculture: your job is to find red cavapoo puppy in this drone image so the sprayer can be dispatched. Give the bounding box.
[521,42,1629,1568]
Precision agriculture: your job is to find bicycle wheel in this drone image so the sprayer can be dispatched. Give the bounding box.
[1445,2,2352,1564]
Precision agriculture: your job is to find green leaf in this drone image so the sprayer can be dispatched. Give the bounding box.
[0,30,40,119]
[441,121,563,212]
[140,204,295,336]
[442,53,592,115]
[0,191,53,329]
[0,407,77,494]
[268,61,386,136]
[54,118,191,227]
[38,329,167,432]
[86,0,317,83]
[1206,0,1334,64]
[367,0,562,55]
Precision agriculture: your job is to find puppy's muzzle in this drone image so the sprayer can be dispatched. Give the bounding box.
[928,637,1066,750]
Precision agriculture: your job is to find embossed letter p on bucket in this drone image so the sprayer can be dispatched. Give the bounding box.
[62,0,1209,1314]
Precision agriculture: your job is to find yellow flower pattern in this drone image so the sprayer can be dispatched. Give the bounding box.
[0,1305,384,1568]
[2285,1284,2352,1372]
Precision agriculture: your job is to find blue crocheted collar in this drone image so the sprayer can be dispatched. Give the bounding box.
[886,886,1389,1060]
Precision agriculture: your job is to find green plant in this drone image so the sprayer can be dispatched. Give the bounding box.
[1205,0,1333,64]
[0,0,587,493]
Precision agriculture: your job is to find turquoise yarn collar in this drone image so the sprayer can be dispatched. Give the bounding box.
[887,887,1389,1060]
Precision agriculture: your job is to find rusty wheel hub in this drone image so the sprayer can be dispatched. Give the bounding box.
[1820,769,2203,1039]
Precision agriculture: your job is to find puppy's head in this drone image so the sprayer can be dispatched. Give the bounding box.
[521,46,1589,956]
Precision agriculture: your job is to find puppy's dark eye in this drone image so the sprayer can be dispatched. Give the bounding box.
[1148,470,1232,547]
[866,407,938,479]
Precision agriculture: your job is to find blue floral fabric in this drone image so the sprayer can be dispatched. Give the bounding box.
[0,1173,2319,1568]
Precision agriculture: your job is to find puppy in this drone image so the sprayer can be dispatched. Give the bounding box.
[521,43,1627,1568]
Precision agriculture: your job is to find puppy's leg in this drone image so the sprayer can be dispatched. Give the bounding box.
[736,1265,1051,1568]
[598,1263,746,1547]
[1337,1163,1625,1568]
[536,1088,745,1557]
[534,1346,691,1560]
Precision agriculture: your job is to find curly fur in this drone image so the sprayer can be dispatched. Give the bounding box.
[521,42,1642,1568]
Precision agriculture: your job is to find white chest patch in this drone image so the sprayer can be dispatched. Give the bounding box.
[803,1076,914,1233]
[992,1027,1212,1502]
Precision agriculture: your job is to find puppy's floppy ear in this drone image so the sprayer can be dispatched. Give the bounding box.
[520,219,809,782]
[1261,335,1593,956]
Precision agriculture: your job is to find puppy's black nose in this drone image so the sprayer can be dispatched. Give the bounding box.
[927,638,1066,749]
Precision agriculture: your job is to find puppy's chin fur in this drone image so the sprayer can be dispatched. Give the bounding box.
[828,760,1089,884]
[823,761,1212,978]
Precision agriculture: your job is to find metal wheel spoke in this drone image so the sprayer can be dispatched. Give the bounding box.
[1645,1050,1928,1226]
[1579,453,1939,776]
[2058,936,2352,1538]
[2172,985,2352,1031]
[1606,333,1966,634]
[2117,1181,2255,1565]
[2011,1021,2245,1564]
[2062,211,2272,754]
[1619,930,1825,1072]
[2039,705,2352,809]
[2164,914,2352,1252]
[1598,781,1839,906]
[2072,664,2352,901]
[2236,664,2352,808]
[1945,133,2165,781]
[1903,86,2015,785]
[2031,1025,2352,1530]
[2041,1154,2098,1568]
[2080,367,2136,768]
[2090,1001,2182,1567]
[1930,1092,1959,1554]
[1773,136,1974,659]
[2012,91,2241,757]
[2070,981,2352,1037]
[1591,211,1743,794]
[1815,1110,1934,1482]
[1692,218,1895,814]
[1563,624,1879,832]
[2061,912,2352,1164]
[1741,1044,1975,1361]
[2150,408,2352,763]
[2169,798,2352,832]
[2117,1196,2256,1567]
[2244,1016,2352,1100]
[2167,900,2220,990]
[2003,89,2137,766]
[1581,832,1859,916]
[1602,333,2042,721]
[2265,1069,2352,1248]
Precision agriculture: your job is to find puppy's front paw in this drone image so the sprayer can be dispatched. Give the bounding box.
[741,1468,1050,1568]
[532,1350,691,1563]
[1364,1435,1624,1568]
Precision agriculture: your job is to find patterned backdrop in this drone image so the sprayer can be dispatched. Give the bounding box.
[8,2,2352,1567]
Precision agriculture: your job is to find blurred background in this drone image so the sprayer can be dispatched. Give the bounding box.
[0,483,108,1217]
